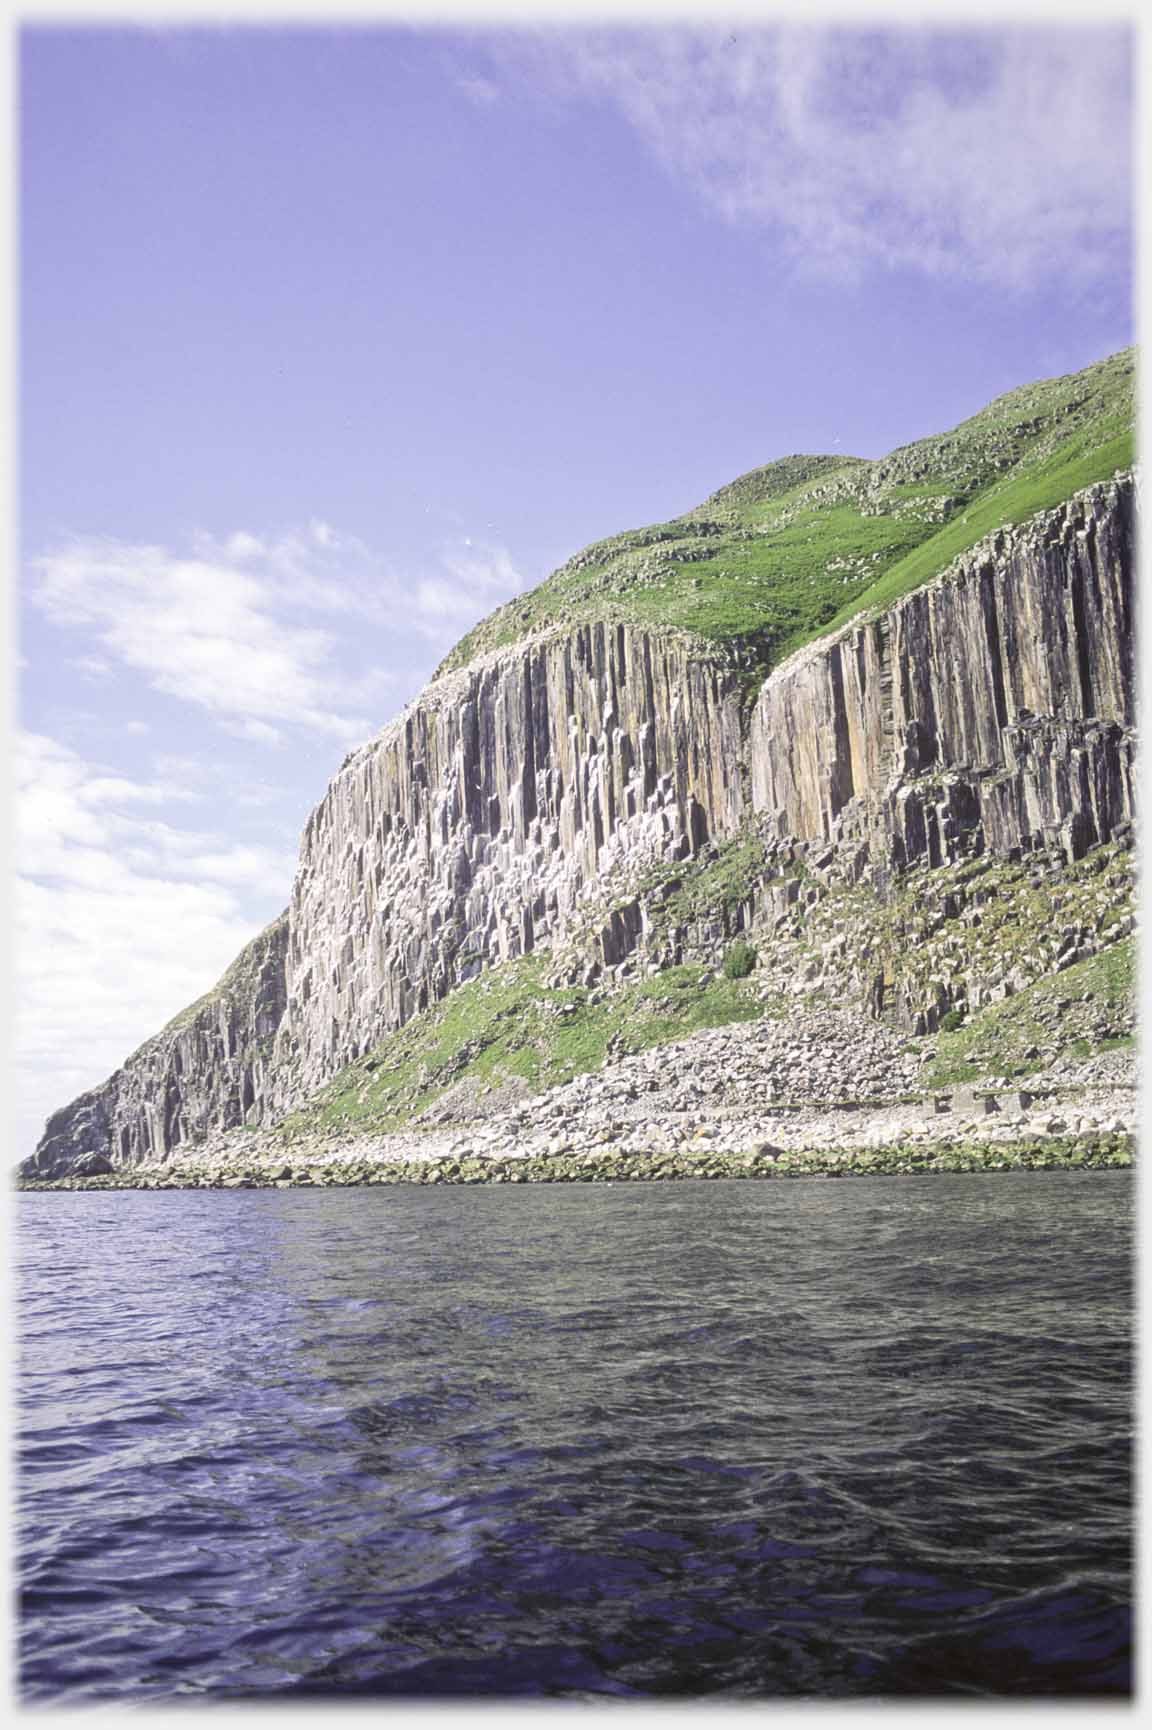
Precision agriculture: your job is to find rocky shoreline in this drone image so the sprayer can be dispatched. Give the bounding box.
[20,981,1137,1192]
[19,999,1136,1194]
[18,1110,1135,1193]
[15,1134,1135,1191]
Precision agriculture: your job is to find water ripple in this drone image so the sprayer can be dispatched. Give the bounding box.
[17,1172,1132,1700]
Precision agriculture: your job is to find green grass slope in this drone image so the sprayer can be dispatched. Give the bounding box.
[922,938,1135,1089]
[276,958,768,1139]
[270,834,1134,1145]
[438,347,1134,679]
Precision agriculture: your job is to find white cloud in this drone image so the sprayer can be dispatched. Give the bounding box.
[170,844,295,888]
[67,654,112,680]
[81,773,195,806]
[413,540,527,625]
[507,24,1132,287]
[15,733,296,889]
[225,717,286,747]
[33,536,371,742]
[17,513,531,1154]
[189,520,377,614]
[150,751,281,808]
[14,731,295,1158]
[224,530,266,560]
[191,520,529,648]
[31,519,529,753]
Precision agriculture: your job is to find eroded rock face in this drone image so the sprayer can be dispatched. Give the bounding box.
[272,622,745,1103]
[749,476,1135,869]
[24,915,289,1177]
[24,475,1137,1175]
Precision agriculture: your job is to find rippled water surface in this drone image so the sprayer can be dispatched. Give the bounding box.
[18,1174,1132,1700]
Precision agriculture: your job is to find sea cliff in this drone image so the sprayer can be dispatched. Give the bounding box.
[22,364,1137,1184]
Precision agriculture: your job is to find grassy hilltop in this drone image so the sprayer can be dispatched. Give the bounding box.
[439,347,1134,679]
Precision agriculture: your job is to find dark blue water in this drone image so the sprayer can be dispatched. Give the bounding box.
[17,1174,1132,1700]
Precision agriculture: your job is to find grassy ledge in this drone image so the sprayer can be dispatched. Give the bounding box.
[275,958,767,1139]
[436,348,1134,680]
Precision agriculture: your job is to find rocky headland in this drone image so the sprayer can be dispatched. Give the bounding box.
[20,351,1138,1191]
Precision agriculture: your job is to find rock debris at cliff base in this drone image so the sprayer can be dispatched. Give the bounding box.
[21,965,1136,1190]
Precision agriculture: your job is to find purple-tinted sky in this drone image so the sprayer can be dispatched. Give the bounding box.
[16,21,1134,1152]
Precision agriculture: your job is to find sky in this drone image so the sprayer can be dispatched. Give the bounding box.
[15,15,1135,1157]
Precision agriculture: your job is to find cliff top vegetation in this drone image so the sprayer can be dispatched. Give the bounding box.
[437,347,1134,680]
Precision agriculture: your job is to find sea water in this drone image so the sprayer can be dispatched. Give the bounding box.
[16,1172,1132,1699]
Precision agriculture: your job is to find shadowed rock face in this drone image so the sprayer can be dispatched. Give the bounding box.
[749,476,1135,873]
[24,475,1136,1176]
[23,915,289,1179]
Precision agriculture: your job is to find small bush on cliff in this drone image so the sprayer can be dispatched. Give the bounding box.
[939,1008,966,1032]
[723,940,758,980]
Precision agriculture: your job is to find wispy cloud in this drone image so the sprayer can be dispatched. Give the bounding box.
[30,517,529,746]
[67,654,113,681]
[14,731,297,1155]
[33,532,368,742]
[503,24,1132,287]
[414,538,525,625]
[16,732,297,891]
[192,520,523,634]
[17,509,530,1151]
[19,510,529,1149]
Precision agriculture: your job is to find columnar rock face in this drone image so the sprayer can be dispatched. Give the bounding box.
[24,474,1137,1174]
[749,475,1135,871]
[24,915,289,1178]
[272,622,746,1103]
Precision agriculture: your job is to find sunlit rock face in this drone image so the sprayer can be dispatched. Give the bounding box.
[25,474,1136,1175]
[273,621,746,1103]
[749,475,1135,872]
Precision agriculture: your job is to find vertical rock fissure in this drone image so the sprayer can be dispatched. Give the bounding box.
[1069,567,1096,719]
[874,617,896,775]
[827,642,856,824]
[979,564,1010,732]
